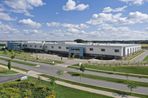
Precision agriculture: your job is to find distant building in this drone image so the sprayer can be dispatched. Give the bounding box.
[7,41,142,59]
[7,41,24,50]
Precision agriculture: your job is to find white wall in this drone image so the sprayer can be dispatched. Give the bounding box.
[24,43,44,50]
[124,45,141,56]
[24,42,141,57]
[44,44,69,52]
[85,46,123,56]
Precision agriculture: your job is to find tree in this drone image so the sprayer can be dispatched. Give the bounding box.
[50,77,56,91]
[79,65,85,81]
[74,39,86,43]
[10,51,15,59]
[47,77,56,98]
[7,60,11,70]
[126,81,137,94]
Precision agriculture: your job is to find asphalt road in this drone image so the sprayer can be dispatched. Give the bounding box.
[0,55,148,83]
[0,74,24,83]
[0,59,148,95]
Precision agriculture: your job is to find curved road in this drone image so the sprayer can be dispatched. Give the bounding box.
[0,59,148,95]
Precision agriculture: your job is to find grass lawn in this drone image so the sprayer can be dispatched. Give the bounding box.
[40,74,148,98]
[71,64,148,75]
[0,50,63,65]
[144,56,148,62]
[0,57,36,66]
[0,77,112,98]
[0,67,16,74]
[141,44,148,49]
[68,72,148,87]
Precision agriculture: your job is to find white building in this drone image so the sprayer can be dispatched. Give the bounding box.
[22,42,141,59]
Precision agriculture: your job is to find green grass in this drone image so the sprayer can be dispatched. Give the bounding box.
[0,57,36,66]
[40,74,148,98]
[142,44,148,49]
[144,56,148,62]
[0,63,29,72]
[0,67,16,74]
[71,64,148,75]
[0,77,112,98]
[0,50,63,65]
[68,72,148,87]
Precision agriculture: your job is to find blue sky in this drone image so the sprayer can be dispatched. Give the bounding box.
[0,0,148,41]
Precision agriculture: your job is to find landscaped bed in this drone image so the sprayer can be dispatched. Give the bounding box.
[0,77,111,98]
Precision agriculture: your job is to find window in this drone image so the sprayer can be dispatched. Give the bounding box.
[66,47,69,49]
[40,46,42,48]
[101,49,105,52]
[114,49,119,52]
[89,48,93,51]
[45,46,48,48]
[30,45,32,47]
[34,45,37,48]
[59,46,61,49]
[71,48,80,51]
[23,44,27,47]
[51,46,54,48]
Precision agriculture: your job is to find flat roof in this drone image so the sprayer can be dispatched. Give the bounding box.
[45,42,140,47]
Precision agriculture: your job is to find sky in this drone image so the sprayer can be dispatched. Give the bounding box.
[0,0,148,41]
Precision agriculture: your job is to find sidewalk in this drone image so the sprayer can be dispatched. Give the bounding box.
[0,64,139,98]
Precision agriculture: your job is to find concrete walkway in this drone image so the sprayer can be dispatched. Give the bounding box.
[0,64,138,98]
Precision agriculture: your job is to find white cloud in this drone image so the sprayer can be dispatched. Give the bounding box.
[0,24,18,34]
[0,7,13,21]
[47,22,88,30]
[103,6,127,13]
[47,22,61,27]
[62,23,88,29]
[128,11,148,24]
[63,0,89,11]
[81,24,148,40]
[87,13,127,25]
[0,12,13,21]
[19,18,41,28]
[119,0,148,5]
[85,10,148,40]
[27,0,44,7]
[87,11,148,25]
[4,0,44,16]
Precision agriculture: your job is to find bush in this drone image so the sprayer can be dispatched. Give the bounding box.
[0,81,51,98]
